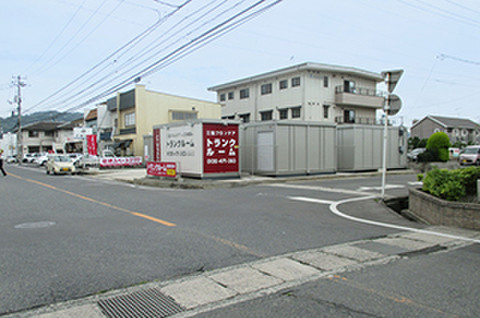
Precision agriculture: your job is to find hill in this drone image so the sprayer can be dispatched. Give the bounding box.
[0,111,83,133]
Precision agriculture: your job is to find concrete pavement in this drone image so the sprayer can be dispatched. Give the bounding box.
[13,226,479,318]
[6,167,479,317]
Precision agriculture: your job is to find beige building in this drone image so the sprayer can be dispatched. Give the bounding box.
[208,62,385,124]
[105,85,221,157]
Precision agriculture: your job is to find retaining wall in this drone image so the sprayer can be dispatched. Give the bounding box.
[408,188,480,230]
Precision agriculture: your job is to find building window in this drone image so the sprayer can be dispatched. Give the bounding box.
[344,80,356,93]
[279,108,288,120]
[171,111,198,121]
[240,113,250,123]
[45,130,54,137]
[323,76,329,88]
[220,93,226,102]
[240,88,250,99]
[228,91,234,100]
[323,105,330,119]
[291,77,301,87]
[124,112,135,127]
[261,83,272,95]
[344,109,355,123]
[28,131,39,138]
[279,80,288,90]
[291,106,301,118]
[260,110,273,121]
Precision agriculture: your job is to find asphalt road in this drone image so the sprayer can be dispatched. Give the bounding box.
[1,165,478,317]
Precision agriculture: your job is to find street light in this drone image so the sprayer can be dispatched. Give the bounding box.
[380,70,403,200]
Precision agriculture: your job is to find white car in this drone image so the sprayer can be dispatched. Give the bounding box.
[6,155,18,163]
[34,153,49,166]
[23,153,35,163]
[46,155,76,175]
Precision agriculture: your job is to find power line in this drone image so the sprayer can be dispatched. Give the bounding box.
[395,0,480,29]
[62,0,283,113]
[33,0,110,75]
[25,0,193,113]
[438,53,480,66]
[22,0,88,75]
[443,0,480,16]
[27,0,241,112]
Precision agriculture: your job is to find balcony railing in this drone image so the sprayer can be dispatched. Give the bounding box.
[335,85,383,97]
[335,116,387,125]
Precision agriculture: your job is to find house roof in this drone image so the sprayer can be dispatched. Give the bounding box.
[208,62,385,91]
[85,108,97,121]
[21,121,64,131]
[412,115,480,130]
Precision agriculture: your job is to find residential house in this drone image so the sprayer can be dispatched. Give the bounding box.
[17,119,83,154]
[103,84,221,157]
[208,62,386,124]
[410,115,480,144]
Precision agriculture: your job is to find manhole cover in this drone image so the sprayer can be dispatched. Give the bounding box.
[98,288,184,318]
[14,221,56,229]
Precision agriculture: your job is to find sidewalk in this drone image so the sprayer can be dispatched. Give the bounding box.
[83,167,415,191]
[14,226,480,318]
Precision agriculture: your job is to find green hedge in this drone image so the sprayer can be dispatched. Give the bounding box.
[421,167,480,201]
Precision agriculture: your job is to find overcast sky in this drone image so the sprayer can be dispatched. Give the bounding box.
[1,0,479,128]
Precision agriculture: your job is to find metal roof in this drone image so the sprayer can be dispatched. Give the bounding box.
[208,62,385,91]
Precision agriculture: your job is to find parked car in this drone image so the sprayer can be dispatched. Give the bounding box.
[6,155,18,163]
[46,155,76,175]
[459,145,480,166]
[407,148,426,162]
[23,153,35,163]
[33,152,49,166]
[73,154,100,168]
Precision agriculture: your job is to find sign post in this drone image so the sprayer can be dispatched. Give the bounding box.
[380,70,403,200]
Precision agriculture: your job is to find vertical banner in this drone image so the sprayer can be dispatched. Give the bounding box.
[203,123,239,174]
[153,128,161,162]
[86,134,97,156]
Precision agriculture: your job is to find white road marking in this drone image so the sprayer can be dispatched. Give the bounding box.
[329,196,480,244]
[288,196,335,205]
[408,181,423,186]
[268,183,371,196]
[356,184,404,192]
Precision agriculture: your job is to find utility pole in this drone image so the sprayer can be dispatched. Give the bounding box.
[12,75,26,163]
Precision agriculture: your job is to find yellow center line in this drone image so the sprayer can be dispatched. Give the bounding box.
[10,173,176,227]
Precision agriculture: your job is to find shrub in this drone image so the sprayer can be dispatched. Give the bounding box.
[422,166,480,201]
[422,168,465,201]
[458,166,480,196]
[426,132,451,162]
[417,173,424,182]
[417,148,438,162]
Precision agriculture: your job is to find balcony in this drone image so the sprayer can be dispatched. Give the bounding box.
[335,85,385,109]
[335,116,394,126]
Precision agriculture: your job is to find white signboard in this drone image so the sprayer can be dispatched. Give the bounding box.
[73,127,93,139]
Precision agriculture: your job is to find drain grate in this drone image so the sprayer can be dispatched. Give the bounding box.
[98,288,184,318]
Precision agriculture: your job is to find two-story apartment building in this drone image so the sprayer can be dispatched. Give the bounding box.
[104,85,221,157]
[411,115,480,144]
[208,62,385,124]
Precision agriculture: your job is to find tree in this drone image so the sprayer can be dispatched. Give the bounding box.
[408,136,427,150]
[426,132,451,162]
